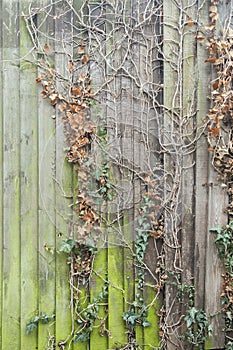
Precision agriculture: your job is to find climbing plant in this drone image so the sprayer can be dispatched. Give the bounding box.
[202,0,233,348]
[22,0,227,349]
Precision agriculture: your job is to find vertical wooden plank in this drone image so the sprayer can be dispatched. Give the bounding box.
[134,2,145,344]
[181,0,196,289]
[2,1,21,349]
[38,94,56,350]
[195,0,210,317]
[140,2,163,347]
[181,4,196,344]
[54,2,73,346]
[20,2,38,349]
[37,2,56,348]
[118,1,136,348]
[204,3,227,349]
[163,1,182,349]
[90,251,108,350]
[205,183,226,349]
[71,3,90,350]
[144,237,161,349]
[0,0,3,347]
[106,2,127,347]
[87,0,109,349]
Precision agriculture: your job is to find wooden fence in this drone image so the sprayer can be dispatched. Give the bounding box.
[0,0,231,349]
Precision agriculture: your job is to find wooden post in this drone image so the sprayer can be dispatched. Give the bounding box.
[54,1,73,346]
[36,2,56,349]
[87,1,109,349]
[2,1,21,349]
[20,2,39,349]
[163,1,182,348]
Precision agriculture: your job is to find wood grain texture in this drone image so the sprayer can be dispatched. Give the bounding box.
[195,0,210,314]
[54,2,73,346]
[0,1,231,349]
[0,0,3,347]
[163,1,182,349]
[204,3,228,348]
[181,5,196,349]
[2,1,21,349]
[37,2,56,349]
[20,2,38,348]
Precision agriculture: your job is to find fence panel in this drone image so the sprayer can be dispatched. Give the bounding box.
[0,1,230,349]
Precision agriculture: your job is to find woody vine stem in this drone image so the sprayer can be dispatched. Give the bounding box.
[22,0,231,349]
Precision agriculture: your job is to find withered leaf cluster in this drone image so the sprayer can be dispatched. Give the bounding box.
[203,1,233,194]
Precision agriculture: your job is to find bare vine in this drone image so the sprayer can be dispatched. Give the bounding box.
[23,1,213,349]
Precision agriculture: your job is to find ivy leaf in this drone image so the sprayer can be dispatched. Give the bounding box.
[26,322,37,335]
[74,332,90,343]
[58,239,76,254]
[142,320,151,327]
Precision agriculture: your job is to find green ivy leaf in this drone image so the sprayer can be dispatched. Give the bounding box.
[74,331,90,343]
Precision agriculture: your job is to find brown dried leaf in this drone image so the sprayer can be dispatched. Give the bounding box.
[43,44,50,54]
[205,57,216,63]
[195,34,205,42]
[210,12,219,22]
[209,5,218,13]
[187,16,194,26]
[49,93,58,105]
[79,73,85,82]
[209,126,220,137]
[48,67,55,76]
[212,81,219,90]
[78,46,85,54]
[36,75,42,83]
[68,61,75,72]
[205,24,215,31]
[72,87,82,96]
[58,103,67,112]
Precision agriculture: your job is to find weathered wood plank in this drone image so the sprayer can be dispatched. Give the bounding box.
[140,1,163,347]
[87,1,109,349]
[181,4,196,348]
[54,2,73,346]
[0,0,3,347]
[205,182,227,349]
[37,2,56,348]
[19,2,38,348]
[163,1,182,349]
[105,2,127,348]
[2,1,21,349]
[195,0,210,314]
[144,237,161,349]
[204,3,227,348]
[90,249,108,350]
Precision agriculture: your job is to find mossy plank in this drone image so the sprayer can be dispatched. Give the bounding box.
[105,3,127,348]
[1,1,21,349]
[54,1,73,346]
[20,3,38,349]
[108,244,126,349]
[37,2,56,349]
[144,238,161,348]
[90,248,108,350]
[0,0,3,347]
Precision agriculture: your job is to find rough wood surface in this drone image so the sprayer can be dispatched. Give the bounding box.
[0,0,3,347]
[37,2,56,349]
[163,1,182,349]
[2,1,21,349]
[54,3,73,346]
[20,2,38,348]
[0,1,231,349]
